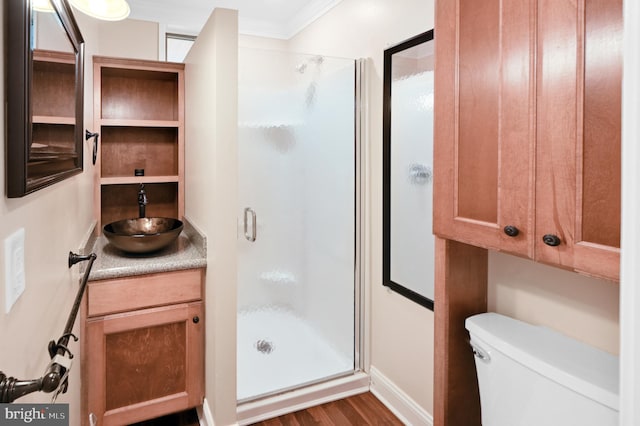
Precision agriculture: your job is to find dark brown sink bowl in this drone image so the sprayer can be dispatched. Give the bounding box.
[103,217,184,254]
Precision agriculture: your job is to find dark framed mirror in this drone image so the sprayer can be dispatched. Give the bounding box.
[7,0,85,198]
[383,30,435,310]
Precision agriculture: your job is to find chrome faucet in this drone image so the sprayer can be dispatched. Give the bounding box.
[138,184,148,218]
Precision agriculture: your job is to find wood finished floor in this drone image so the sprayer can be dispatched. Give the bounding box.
[129,392,402,426]
[251,392,403,426]
[129,408,199,426]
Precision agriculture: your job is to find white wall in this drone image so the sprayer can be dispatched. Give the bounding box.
[239,35,288,51]
[0,9,96,426]
[488,252,619,354]
[184,9,239,426]
[94,18,159,60]
[620,1,640,424]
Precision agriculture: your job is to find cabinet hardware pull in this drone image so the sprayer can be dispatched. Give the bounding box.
[243,207,257,242]
[542,234,561,246]
[503,225,519,237]
[193,316,200,324]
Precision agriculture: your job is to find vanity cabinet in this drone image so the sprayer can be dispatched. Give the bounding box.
[433,0,622,282]
[93,57,185,227]
[433,1,622,425]
[82,268,204,426]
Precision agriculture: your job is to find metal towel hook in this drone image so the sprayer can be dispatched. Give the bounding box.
[85,130,99,165]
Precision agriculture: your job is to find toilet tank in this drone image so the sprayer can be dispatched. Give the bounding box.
[465,313,618,426]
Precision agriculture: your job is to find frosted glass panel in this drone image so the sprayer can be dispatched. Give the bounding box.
[237,48,355,402]
[390,70,435,302]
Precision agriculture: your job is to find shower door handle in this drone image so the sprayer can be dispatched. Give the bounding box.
[244,207,257,242]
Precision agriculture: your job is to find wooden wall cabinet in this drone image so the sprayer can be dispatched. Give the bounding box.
[93,57,185,227]
[433,1,622,425]
[434,0,622,282]
[82,269,204,426]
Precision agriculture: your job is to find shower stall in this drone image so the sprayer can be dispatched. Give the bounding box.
[237,47,358,403]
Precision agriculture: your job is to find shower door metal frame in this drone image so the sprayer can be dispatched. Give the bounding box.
[354,57,368,374]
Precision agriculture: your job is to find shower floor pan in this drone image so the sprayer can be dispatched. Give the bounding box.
[237,307,353,402]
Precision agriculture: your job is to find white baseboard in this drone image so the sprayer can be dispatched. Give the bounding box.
[198,398,241,426]
[199,398,239,426]
[199,399,213,426]
[369,366,433,426]
[236,372,370,425]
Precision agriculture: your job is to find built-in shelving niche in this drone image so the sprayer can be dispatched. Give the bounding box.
[101,182,179,226]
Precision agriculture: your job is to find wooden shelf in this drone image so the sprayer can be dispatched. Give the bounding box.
[33,51,75,118]
[101,126,179,178]
[100,66,180,122]
[99,119,180,128]
[93,56,185,228]
[32,123,75,148]
[33,116,75,125]
[33,49,75,64]
[100,176,179,185]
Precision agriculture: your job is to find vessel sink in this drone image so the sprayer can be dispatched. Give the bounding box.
[103,217,184,254]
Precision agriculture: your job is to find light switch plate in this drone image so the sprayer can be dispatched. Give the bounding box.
[5,228,25,313]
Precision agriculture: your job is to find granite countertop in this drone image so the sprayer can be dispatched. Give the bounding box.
[85,220,207,281]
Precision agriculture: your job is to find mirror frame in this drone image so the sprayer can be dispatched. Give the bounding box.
[7,0,85,198]
[382,29,435,310]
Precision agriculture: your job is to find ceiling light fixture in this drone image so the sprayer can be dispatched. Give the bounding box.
[68,0,130,21]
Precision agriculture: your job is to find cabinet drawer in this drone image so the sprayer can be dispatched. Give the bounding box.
[87,268,203,317]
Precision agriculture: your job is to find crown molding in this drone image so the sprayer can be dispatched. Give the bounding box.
[128,0,343,40]
[284,0,342,39]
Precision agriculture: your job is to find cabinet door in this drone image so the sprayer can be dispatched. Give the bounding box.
[434,0,536,257]
[86,302,204,426]
[536,0,622,280]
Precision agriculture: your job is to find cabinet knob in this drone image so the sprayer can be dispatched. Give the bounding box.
[542,234,561,246]
[192,316,200,324]
[503,225,519,237]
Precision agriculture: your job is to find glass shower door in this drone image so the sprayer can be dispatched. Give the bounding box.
[237,48,356,402]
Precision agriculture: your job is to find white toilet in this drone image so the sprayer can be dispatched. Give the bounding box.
[465,313,619,426]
